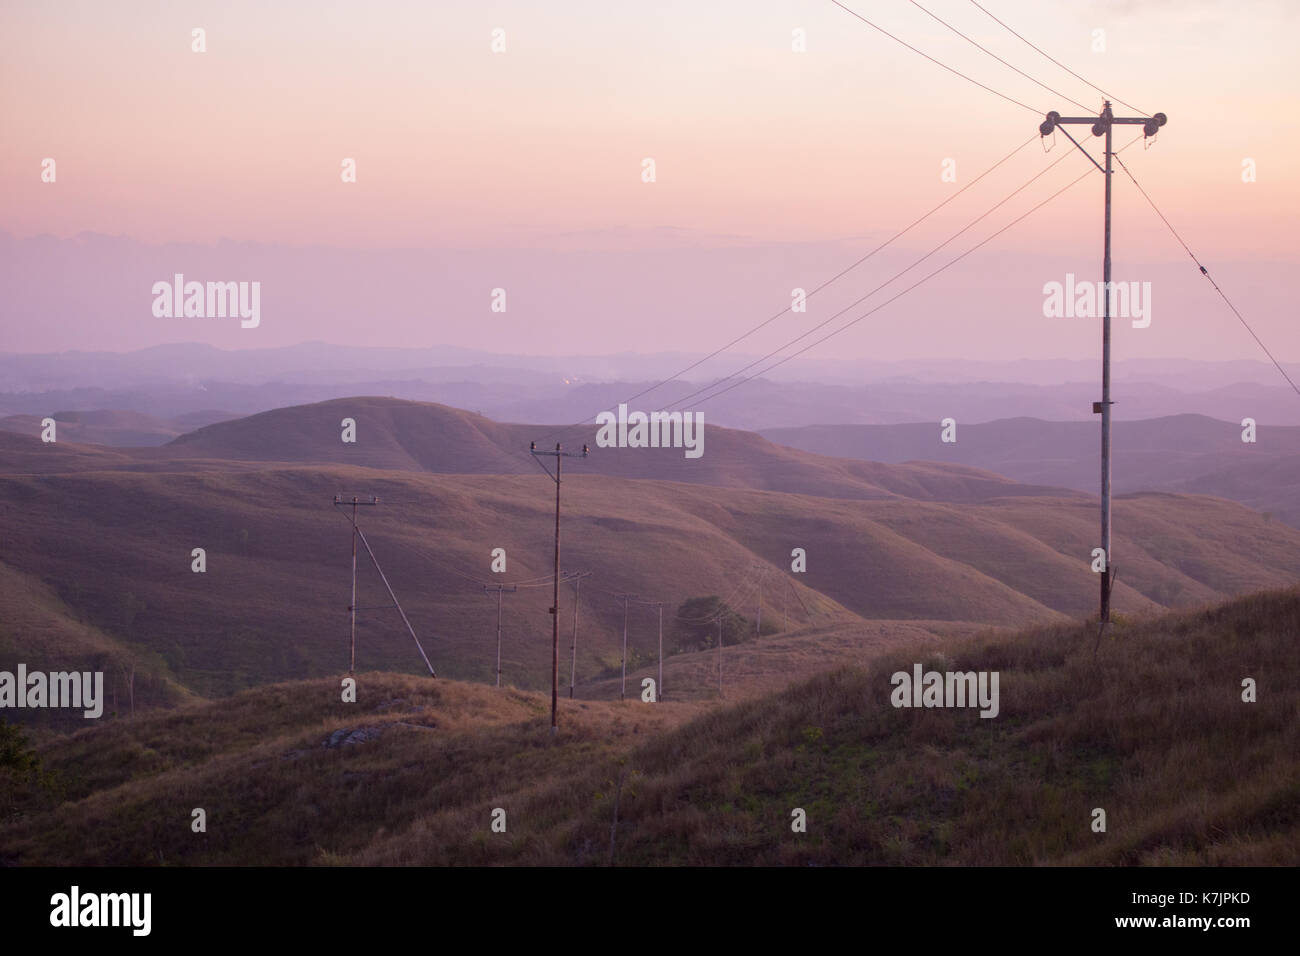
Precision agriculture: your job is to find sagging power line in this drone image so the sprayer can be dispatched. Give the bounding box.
[1112,153,1300,401]
[664,138,1117,412]
[906,0,1090,111]
[829,0,1042,114]
[966,0,1149,115]
[533,133,1043,451]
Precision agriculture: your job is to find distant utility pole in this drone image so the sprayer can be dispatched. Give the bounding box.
[1039,104,1166,629]
[331,495,436,677]
[787,573,810,625]
[529,441,589,735]
[614,593,634,699]
[567,570,591,699]
[483,583,517,688]
[717,615,723,697]
[750,562,766,636]
[341,495,375,673]
[629,597,665,702]
[657,602,664,701]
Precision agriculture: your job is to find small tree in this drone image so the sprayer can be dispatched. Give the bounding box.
[673,596,749,652]
[0,718,48,822]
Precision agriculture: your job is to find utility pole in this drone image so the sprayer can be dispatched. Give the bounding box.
[614,593,633,699]
[717,615,723,698]
[565,570,591,699]
[529,442,589,735]
[657,602,663,701]
[483,583,517,687]
[340,495,376,674]
[1039,104,1166,628]
[787,573,810,625]
[332,495,436,677]
[747,562,766,637]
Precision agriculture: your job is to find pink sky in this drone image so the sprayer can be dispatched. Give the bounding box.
[2,0,1297,361]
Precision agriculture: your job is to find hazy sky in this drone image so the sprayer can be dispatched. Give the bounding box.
[2,0,1297,363]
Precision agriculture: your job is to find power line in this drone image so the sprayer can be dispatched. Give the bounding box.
[682,134,1146,411]
[446,563,567,589]
[906,0,1091,111]
[534,133,1041,449]
[966,0,1148,115]
[828,0,1042,114]
[660,136,1089,412]
[1113,152,1300,399]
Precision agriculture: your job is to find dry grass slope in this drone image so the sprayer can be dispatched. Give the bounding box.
[4,585,1296,865]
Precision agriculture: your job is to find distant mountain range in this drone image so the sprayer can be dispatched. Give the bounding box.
[4,343,1300,427]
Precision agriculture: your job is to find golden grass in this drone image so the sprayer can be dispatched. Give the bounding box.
[4,584,1297,865]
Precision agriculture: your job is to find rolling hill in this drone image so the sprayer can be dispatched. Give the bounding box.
[0,410,232,448]
[157,396,1080,503]
[4,584,1295,865]
[3,416,1300,705]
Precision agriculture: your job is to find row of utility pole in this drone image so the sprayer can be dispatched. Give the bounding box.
[482,569,592,693]
[473,555,809,711]
[333,480,809,723]
[330,101,1169,736]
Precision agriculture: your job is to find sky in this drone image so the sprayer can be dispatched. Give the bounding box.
[2,0,1297,364]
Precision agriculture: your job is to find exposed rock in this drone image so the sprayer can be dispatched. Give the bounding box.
[323,725,384,749]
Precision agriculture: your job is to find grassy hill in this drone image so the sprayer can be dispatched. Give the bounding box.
[5,396,1300,706]
[5,456,1300,704]
[4,585,1295,866]
[0,560,193,731]
[0,409,234,447]
[0,397,1081,504]
[156,396,1081,502]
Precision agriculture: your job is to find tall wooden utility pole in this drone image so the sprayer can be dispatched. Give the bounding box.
[1039,104,1166,627]
[529,442,588,734]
